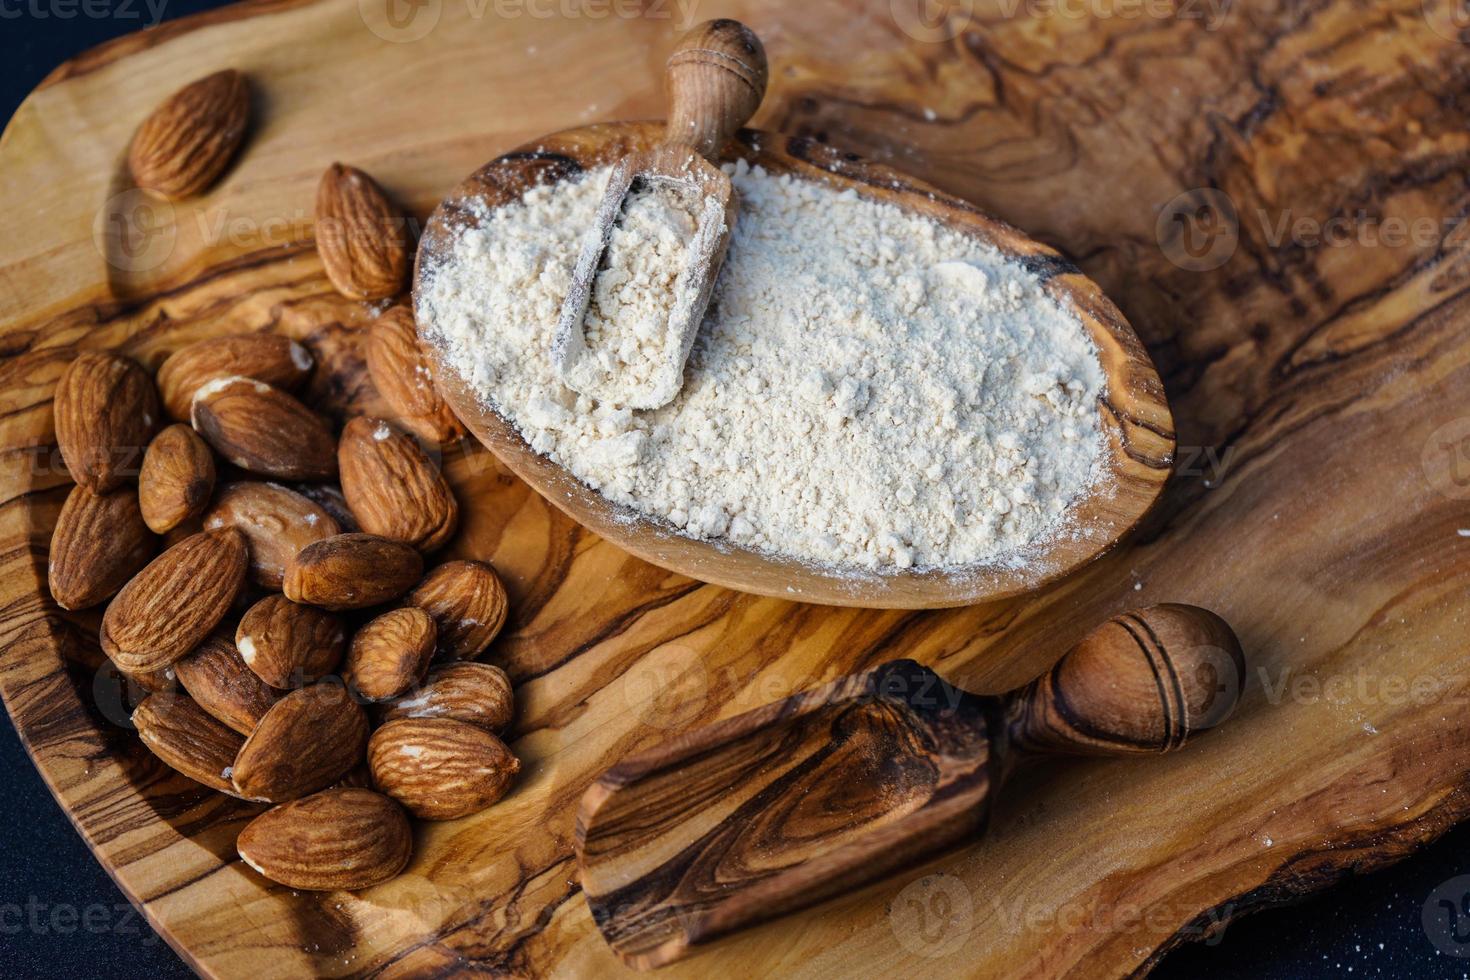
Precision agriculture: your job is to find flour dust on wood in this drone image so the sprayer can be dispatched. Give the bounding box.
[418,161,1107,573]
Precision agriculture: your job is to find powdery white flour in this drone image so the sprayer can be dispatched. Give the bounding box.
[418,161,1107,573]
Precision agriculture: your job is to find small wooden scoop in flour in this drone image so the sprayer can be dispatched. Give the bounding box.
[552,19,768,410]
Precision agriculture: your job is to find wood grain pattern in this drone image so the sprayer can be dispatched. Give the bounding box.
[2,0,1469,977]
[577,604,1242,968]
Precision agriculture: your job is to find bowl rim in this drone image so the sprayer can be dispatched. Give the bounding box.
[413,123,1175,609]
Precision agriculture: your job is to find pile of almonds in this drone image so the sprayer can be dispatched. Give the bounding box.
[46,69,520,892]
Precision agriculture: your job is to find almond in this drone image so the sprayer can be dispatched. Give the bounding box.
[157,333,314,422]
[100,528,248,673]
[236,594,346,689]
[54,351,160,493]
[292,483,359,532]
[191,376,337,480]
[237,788,411,891]
[283,533,423,610]
[365,306,463,443]
[121,663,179,695]
[339,418,458,552]
[174,633,283,735]
[138,424,216,533]
[133,692,244,793]
[204,481,340,589]
[48,484,157,610]
[232,684,368,802]
[128,69,249,201]
[316,163,408,301]
[380,662,513,734]
[405,560,509,660]
[368,717,519,820]
[344,608,436,702]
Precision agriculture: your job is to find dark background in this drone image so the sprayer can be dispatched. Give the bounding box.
[2,4,1469,978]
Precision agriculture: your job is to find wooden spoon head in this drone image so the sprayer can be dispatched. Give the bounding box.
[551,146,735,410]
[575,660,996,970]
[415,123,1174,608]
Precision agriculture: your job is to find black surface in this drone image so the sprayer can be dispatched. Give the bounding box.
[3,6,1470,979]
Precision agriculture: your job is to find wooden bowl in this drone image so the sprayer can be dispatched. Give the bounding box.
[415,123,1173,608]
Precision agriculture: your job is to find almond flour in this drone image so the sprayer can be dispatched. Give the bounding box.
[418,161,1107,573]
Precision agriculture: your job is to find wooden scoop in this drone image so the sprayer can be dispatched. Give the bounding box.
[575,603,1244,970]
[551,19,768,410]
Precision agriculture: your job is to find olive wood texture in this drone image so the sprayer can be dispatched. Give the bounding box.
[577,604,1243,969]
[419,120,1172,608]
[552,19,770,409]
[3,1,1469,978]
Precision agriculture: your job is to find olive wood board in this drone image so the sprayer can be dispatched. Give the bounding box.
[3,0,1470,977]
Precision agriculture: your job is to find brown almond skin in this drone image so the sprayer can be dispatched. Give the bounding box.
[48,484,157,610]
[236,594,346,689]
[292,483,359,532]
[129,69,249,201]
[339,417,458,552]
[344,608,436,702]
[316,163,409,301]
[191,377,337,481]
[366,306,464,444]
[54,351,160,493]
[232,684,369,803]
[283,533,423,611]
[174,633,283,735]
[368,717,520,820]
[133,692,244,793]
[380,662,513,734]
[204,481,340,589]
[237,788,411,891]
[100,528,248,673]
[158,333,314,422]
[139,424,216,533]
[405,560,509,660]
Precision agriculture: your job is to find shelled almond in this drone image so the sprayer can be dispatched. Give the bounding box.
[129,69,250,201]
[366,305,464,443]
[48,248,517,892]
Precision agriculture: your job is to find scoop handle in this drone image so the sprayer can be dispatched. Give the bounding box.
[664,19,769,160]
[1002,604,1245,757]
